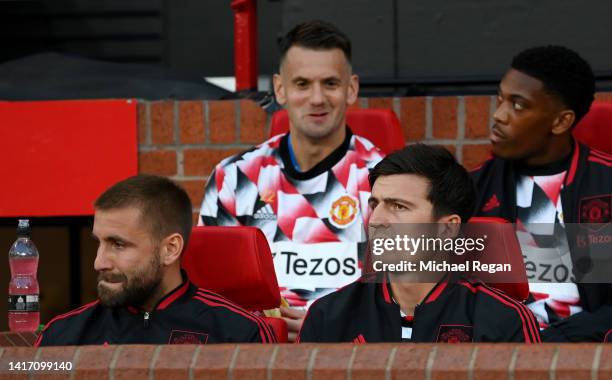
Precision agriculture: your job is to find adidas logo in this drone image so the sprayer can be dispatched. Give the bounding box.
[254,204,276,220]
[482,194,500,212]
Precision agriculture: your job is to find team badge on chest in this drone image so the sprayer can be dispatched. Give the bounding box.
[580,195,611,224]
[329,195,359,229]
[436,325,473,343]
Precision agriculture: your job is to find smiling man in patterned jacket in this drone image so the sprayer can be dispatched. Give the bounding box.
[198,20,383,341]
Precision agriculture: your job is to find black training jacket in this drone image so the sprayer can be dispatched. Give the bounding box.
[297,275,541,343]
[36,278,277,346]
[471,140,612,342]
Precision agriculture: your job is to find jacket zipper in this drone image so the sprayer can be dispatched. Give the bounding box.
[143,311,151,328]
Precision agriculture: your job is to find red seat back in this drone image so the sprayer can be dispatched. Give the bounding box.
[182,226,287,341]
[269,108,405,154]
[182,226,281,310]
[574,101,612,154]
[466,217,530,301]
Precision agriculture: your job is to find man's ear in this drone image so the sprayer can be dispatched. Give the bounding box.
[436,214,462,239]
[160,233,184,266]
[273,73,286,106]
[552,110,575,135]
[347,74,359,106]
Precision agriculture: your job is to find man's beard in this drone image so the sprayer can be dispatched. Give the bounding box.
[97,251,163,308]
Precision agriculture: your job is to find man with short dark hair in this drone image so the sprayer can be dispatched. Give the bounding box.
[472,45,612,342]
[36,175,276,346]
[298,144,540,343]
[199,20,383,340]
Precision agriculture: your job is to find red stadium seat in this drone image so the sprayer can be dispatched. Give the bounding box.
[574,101,612,154]
[466,216,530,302]
[269,108,405,154]
[182,226,287,342]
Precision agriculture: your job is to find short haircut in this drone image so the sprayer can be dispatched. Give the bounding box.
[94,174,193,248]
[511,45,595,124]
[278,20,351,67]
[369,144,476,223]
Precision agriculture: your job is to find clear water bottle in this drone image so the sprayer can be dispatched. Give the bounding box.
[8,219,40,331]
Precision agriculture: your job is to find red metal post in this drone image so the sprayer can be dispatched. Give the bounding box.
[231,0,258,92]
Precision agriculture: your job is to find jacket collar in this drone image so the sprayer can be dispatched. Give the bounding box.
[279,127,353,180]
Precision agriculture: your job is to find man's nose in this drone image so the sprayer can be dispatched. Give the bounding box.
[93,245,112,272]
[368,204,391,227]
[309,83,325,106]
[493,102,508,124]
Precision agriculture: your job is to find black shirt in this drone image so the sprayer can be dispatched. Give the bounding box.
[298,274,540,343]
[36,276,276,346]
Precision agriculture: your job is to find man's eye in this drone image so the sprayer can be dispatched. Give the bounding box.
[112,241,125,249]
[325,80,339,88]
[392,203,407,210]
[296,81,308,89]
[513,102,524,111]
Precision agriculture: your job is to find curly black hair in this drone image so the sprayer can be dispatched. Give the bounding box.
[511,45,595,124]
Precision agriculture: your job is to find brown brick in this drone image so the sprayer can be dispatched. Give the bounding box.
[462,144,491,170]
[0,333,31,347]
[433,97,458,139]
[137,102,148,145]
[35,346,78,379]
[473,344,515,380]
[183,148,242,176]
[113,345,156,380]
[369,97,394,110]
[595,92,612,101]
[391,344,434,379]
[598,345,612,380]
[431,345,474,380]
[465,96,491,138]
[430,144,456,158]
[351,344,395,380]
[311,344,355,380]
[18,333,37,347]
[348,98,362,109]
[555,344,598,380]
[270,344,313,380]
[151,101,175,144]
[0,347,37,380]
[209,100,236,144]
[0,334,13,347]
[400,97,426,142]
[192,344,237,380]
[177,180,205,210]
[179,101,205,144]
[73,345,118,380]
[239,100,267,144]
[139,150,177,176]
[513,344,556,380]
[233,344,276,380]
[154,345,199,380]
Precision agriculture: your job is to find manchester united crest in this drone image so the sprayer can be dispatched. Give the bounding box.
[329,195,359,229]
[580,195,611,224]
[436,325,473,343]
[168,330,208,344]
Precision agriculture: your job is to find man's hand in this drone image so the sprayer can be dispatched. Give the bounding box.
[280,306,306,342]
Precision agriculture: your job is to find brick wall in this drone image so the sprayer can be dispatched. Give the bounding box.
[0,343,610,379]
[136,93,612,225]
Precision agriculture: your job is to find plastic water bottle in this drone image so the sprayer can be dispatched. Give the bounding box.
[8,219,40,332]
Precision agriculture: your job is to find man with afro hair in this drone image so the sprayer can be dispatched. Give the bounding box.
[471,45,612,342]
